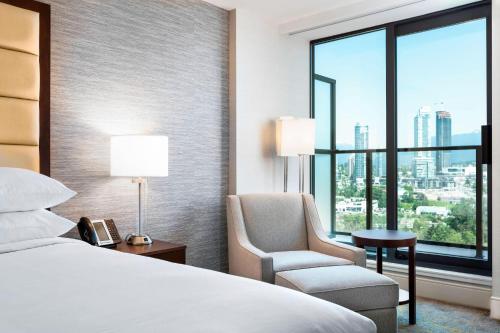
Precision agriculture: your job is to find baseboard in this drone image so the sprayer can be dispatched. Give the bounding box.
[491,296,500,319]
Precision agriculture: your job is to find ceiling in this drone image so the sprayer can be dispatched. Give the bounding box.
[202,0,366,25]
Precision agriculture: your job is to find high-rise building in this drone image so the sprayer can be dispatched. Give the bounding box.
[347,154,355,178]
[412,157,435,180]
[412,106,434,178]
[436,105,452,173]
[354,123,368,180]
[373,153,386,178]
[414,106,431,155]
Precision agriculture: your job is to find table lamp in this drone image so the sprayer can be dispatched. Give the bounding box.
[110,135,168,245]
[276,117,315,193]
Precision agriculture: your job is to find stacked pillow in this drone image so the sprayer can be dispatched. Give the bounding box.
[0,167,77,244]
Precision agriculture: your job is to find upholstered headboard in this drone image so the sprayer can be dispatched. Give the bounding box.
[0,0,50,175]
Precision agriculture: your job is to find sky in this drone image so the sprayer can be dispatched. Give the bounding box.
[314,18,487,150]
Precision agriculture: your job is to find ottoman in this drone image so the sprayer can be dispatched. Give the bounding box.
[275,265,399,333]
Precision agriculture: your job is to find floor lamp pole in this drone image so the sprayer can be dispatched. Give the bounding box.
[299,154,305,193]
[284,156,288,192]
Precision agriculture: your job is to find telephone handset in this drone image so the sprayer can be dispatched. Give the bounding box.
[77,217,122,247]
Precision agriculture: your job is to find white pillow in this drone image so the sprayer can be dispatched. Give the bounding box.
[0,209,76,244]
[0,167,76,213]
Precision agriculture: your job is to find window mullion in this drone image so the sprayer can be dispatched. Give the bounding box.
[386,25,398,231]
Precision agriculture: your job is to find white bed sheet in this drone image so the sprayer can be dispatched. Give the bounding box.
[0,238,376,333]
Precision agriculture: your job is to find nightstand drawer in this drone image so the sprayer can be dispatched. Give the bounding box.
[113,240,186,264]
[147,250,186,264]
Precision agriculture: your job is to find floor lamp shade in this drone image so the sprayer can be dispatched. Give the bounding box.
[275,118,315,156]
[110,136,169,177]
[275,118,315,193]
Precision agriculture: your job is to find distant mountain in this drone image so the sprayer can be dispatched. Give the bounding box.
[399,131,480,167]
[449,131,481,164]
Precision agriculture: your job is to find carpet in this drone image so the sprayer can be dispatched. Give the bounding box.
[398,298,500,333]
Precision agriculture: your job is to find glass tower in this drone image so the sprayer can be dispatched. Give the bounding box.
[412,106,435,178]
[414,106,431,154]
[436,107,452,173]
[354,123,368,180]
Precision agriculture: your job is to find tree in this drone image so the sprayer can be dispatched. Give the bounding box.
[401,185,414,204]
[337,214,365,232]
[445,199,476,245]
[372,186,387,208]
[426,223,462,244]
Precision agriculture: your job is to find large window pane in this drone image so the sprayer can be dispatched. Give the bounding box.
[336,153,366,233]
[397,150,482,258]
[314,154,332,234]
[397,19,487,149]
[314,29,386,150]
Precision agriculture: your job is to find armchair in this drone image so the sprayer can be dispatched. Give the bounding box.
[226,193,366,283]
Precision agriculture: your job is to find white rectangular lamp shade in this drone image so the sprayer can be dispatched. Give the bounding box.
[276,118,315,156]
[110,136,168,177]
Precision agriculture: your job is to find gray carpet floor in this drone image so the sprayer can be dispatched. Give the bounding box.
[398,298,500,333]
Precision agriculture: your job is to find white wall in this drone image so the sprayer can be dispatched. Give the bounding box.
[229,9,309,194]
[491,0,500,321]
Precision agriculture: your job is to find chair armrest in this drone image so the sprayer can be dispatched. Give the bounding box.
[303,194,366,267]
[309,234,366,267]
[227,196,274,283]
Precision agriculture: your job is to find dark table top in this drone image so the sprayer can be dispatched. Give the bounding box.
[351,229,417,247]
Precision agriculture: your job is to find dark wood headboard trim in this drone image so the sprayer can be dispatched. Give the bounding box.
[0,0,50,176]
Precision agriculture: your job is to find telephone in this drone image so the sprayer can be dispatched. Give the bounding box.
[77,217,122,247]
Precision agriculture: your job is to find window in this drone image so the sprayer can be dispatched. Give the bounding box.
[314,30,386,240]
[311,2,491,274]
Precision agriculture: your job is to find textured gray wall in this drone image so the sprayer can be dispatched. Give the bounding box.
[47,0,229,271]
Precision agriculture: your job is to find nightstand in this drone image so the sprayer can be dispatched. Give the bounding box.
[113,239,186,264]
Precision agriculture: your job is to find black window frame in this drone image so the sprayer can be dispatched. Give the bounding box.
[310,0,492,275]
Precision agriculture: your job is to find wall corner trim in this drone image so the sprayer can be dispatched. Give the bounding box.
[491,296,500,319]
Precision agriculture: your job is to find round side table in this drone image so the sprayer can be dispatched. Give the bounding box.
[352,229,417,325]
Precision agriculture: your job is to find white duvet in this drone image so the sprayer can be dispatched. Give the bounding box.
[0,238,376,333]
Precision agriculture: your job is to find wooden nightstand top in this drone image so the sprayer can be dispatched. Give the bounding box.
[114,240,186,257]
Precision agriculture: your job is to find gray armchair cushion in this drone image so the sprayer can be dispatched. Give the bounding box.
[269,250,352,272]
[275,266,399,312]
[239,193,308,252]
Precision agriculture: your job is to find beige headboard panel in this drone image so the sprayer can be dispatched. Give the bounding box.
[0,1,44,173]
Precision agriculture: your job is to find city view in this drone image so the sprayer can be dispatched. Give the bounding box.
[334,104,485,250]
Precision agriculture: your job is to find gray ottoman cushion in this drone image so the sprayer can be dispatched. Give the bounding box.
[275,266,399,312]
[269,250,352,272]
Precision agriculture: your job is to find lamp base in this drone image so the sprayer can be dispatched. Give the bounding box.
[125,233,153,246]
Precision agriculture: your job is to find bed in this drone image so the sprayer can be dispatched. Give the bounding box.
[0,237,375,332]
[0,0,376,332]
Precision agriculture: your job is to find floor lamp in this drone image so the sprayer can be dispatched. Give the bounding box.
[276,117,315,193]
